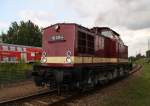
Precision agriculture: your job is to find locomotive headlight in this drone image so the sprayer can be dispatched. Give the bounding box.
[40,57,47,63]
[65,50,72,64]
[41,51,47,63]
[66,57,72,64]
[54,25,60,31]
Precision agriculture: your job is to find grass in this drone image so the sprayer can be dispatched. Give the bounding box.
[0,63,32,85]
[100,58,150,106]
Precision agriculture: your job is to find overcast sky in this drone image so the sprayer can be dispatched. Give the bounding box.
[0,0,150,56]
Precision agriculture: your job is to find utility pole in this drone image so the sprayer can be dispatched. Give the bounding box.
[147,40,150,63]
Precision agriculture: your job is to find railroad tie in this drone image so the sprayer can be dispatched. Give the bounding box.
[24,102,35,106]
[36,100,49,105]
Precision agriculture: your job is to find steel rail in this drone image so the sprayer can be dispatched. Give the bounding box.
[0,89,56,105]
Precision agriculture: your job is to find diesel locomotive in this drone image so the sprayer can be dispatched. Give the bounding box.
[32,23,132,94]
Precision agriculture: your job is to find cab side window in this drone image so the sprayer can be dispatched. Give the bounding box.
[87,34,94,54]
[78,31,94,54]
[78,31,86,53]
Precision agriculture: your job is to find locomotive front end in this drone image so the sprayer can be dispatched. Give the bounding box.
[32,24,77,93]
[41,24,76,67]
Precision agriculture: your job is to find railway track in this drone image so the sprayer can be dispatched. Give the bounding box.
[0,90,57,106]
[129,65,142,74]
[0,65,142,106]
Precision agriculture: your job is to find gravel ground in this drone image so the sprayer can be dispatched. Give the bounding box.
[0,80,48,102]
[66,69,143,106]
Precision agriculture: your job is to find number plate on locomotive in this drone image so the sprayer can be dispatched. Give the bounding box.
[49,35,65,42]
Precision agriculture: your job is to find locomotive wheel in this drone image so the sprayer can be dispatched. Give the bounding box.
[91,73,98,87]
[113,68,118,79]
[119,67,124,77]
[87,76,94,88]
[124,69,129,76]
[100,73,109,85]
[83,72,96,90]
[107,72,113,81]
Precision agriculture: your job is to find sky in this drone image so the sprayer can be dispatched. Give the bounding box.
[0,0,150,56]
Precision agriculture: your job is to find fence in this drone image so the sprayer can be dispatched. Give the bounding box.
[0,63,33,87]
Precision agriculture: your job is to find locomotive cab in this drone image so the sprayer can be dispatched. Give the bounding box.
[41,23,95,67]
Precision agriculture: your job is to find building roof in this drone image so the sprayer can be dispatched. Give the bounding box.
[0,43,41,49]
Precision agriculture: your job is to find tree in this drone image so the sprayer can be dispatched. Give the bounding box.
[2,20,42,47]
[129,56,136,62]
[146,50,150,63]
[146,50,150,58]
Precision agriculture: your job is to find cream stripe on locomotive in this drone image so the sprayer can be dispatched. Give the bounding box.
[45,56,128,64]
[118,58,128,63]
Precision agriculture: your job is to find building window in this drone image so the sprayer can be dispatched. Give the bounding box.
[10,57,17,62]
[10,46,16,51]
[23,48,26,52]
[2,46,8,51]
[3,57,9,62]
[31,52,35,57]
[17,47,22,52]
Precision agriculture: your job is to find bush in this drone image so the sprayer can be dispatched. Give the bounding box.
[0,63,32,84]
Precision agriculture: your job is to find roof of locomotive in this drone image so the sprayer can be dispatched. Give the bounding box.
[43,23,119,36]
[43,23,77,30]
[91,27,120,36]
[43,23,95,35]
[43,23,125,45]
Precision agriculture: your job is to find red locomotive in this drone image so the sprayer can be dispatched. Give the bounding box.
[32,23,132,94]
[0,43,42,63]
